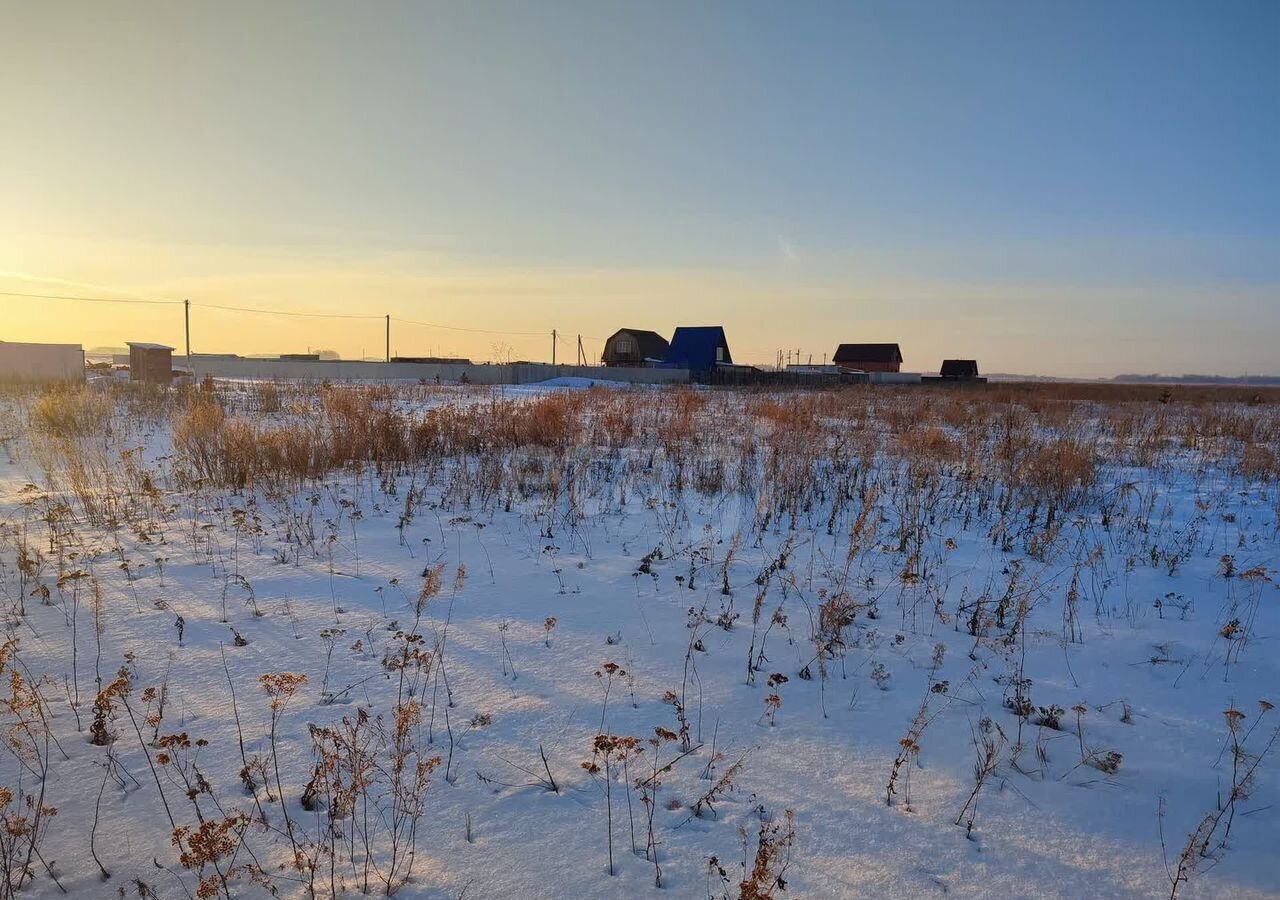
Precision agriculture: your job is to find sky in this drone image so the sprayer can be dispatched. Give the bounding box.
[1,1,1277,376]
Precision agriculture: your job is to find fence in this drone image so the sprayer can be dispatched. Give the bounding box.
[181,356,690,386]
[708,367,869,388]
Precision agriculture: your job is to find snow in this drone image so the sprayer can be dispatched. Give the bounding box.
[510,376,631,390]
[0,384,1276,899]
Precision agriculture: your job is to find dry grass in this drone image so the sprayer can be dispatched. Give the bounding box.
[3,376,1279,898]
[147,381,1279,513]
[29,385,112,440]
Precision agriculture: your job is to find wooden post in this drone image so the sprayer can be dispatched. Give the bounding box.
[184,299,192,376]
[385,314,390,363]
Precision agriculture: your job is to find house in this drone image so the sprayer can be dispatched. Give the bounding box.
[601,329,670,367]
[127,342,175,383]
[665,326,732,378]
[0,341,85,382]
[833,343,903,373]
[940,359,980,380]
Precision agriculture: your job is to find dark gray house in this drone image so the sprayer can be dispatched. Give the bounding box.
[940,359,980,380]
[833,343,903,373]
[936,358,983,378]
[602,329,670,367]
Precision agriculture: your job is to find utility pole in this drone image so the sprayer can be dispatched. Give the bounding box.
[577,334,585,366]
[385,315,390,363]
[552,329,557,365]
[184,299,192,375]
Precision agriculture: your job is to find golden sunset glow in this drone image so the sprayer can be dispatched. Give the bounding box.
[1,2,1275,376]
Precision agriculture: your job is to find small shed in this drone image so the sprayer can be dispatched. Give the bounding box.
[127,342,175,383]
[602,329,670,367]
[666,326,732,379]
[833,343,903,373]
[940,359,980,380]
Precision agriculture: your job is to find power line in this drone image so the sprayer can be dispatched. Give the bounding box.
[194,305,552,338]
[393,316,546,337]
[194,301,383,321]
[0,290,181,306]
[4,288,569,346]
[3,289,551,331]
[4,289,770,361]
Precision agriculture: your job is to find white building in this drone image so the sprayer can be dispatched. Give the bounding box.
[785,364,846,375]
[0,340,85,382]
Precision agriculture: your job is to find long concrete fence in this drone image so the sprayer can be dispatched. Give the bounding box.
[183,356,690,386]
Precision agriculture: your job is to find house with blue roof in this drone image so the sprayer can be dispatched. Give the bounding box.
[665,326,732,380]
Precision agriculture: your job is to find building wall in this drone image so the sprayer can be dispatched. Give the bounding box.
[184,356,690,385]
[868,371,922,384]
[667,337,730,372]
[786,365,844,375]
[0,342,84,382]
[601,333,640,367]
[840,360,900,373]
[921,375,988,385]
[130,348,174,383]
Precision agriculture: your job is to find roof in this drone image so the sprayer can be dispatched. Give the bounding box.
[0,340,83,350]
[610,329,670,361]
[833,343,902,364]
[392,356,473,365]
[667,326,731,371]
[940,359,979,378]
[127,342,175,351]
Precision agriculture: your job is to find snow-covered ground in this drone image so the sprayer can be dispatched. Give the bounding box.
[0,382,1276,899]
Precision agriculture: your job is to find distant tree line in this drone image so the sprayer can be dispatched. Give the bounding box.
[1113,374,1280,385]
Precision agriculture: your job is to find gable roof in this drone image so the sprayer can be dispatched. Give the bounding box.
[610,329,670,361]
[667,326,731,370]
[127,342,175,351]
[940,359,979,378]
[833,343,902,364]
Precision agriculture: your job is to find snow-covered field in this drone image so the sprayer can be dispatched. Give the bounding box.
[0,381,1276,900]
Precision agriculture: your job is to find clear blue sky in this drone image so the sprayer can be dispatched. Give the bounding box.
[1,1,1276,374]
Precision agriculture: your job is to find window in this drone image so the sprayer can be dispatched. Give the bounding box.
[715,346,724,362]
[616,340,633,355]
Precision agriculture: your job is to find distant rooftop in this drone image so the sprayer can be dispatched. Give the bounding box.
[833,343,903,364]
[126,342,175,351]
[1,339,84,349]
